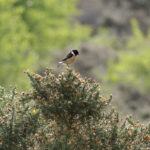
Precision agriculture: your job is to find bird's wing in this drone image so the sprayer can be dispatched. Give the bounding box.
[62,52,73,61]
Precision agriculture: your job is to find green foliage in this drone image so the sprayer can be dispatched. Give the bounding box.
[0,0,91,90]
[0,0,37,89]
[107,19,150,92]
[91,27,118,49]
[0,69,150,149]
[15,0,91,56]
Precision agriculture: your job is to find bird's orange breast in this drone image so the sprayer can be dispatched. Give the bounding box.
[64,55,77,64]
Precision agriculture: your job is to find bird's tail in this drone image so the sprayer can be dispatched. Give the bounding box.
[59,61,63,64]
[57,61,63,67]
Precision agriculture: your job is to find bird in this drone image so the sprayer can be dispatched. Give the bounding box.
[59,50,79,66]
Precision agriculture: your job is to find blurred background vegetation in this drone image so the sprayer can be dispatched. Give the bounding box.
[0,0,150,123]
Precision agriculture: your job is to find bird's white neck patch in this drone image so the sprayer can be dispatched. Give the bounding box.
[71,51,75,55]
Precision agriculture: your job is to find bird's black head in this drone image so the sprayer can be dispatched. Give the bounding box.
[72,50,79,56]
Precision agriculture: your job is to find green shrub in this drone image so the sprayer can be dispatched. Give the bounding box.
[0,68,150,149]
[0,86,40,149]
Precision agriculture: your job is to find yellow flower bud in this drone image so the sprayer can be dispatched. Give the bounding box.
[32,109,36,114]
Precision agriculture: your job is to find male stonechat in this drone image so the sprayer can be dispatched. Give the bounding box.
[59,50,79,66]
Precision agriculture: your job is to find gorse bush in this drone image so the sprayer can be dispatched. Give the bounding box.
[0,87,40,149]
[0,68,150,149]
[27,68,107,126]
